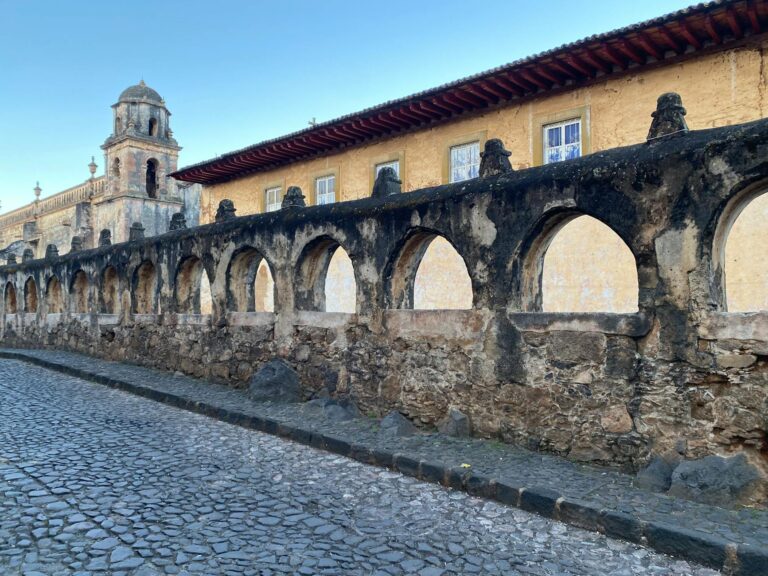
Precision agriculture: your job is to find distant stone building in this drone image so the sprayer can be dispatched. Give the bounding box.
[0,81,201,259]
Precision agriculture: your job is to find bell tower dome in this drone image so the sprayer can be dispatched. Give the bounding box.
[97,81,187,243]
[102,80,180,200]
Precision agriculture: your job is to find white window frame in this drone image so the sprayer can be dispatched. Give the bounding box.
[543,118,582,165]
[375,160,400,178]
[315,174,336,205]
[449,141,480,183]
[265,186,282,212]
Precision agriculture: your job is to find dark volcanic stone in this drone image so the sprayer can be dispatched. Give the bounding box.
[248,359,301,403]
[437,408,470,437]
[635,456,674,492]
[379,411,417,437]
[668,453,762,507]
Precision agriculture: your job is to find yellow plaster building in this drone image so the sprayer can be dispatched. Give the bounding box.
[174,0,768,313]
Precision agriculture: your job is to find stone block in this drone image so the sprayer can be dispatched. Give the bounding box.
[551,331,606,364]
[379,411,417,437]
[437,408,471,437]
[247,359,301,403]
[600,406,633,434]
[668,453,763,507]
[634,456,674,492]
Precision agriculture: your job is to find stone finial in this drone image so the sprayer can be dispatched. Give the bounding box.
[33,181,42,199]
[647,92,689,141]
[281,186,306,209]
[479,138,513,178]
[372,167,402,198]
[6,254,16,265]
[129,222,145,241]
[88,156,98,177]
[98,229,112,247]
[215,199,237,222]
[45,244,59,259]
[22,248,34,263]
[70,236,83,252]
[169,212,187,231]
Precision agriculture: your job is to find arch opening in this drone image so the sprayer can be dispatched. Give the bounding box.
[148,117,158,137]
[70,270,89,314]
[46,276,63,314]
[536,215,638,313]
[100,266,119,314]
[295,236,356,313]
[132,261,157,314]
[146,159,159,198]
[387,230,473,310]
[112,157,121,178]
[175,256,212,315]
[721,191,768,312]
[227,247,276,312]
[24,277,38,313]
[4,282,17,314]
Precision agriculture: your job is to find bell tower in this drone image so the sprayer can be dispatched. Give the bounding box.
[98,81,185,242]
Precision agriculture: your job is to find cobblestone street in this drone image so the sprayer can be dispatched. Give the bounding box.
[0,360,720,576]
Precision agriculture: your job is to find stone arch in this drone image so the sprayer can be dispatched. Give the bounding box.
[713,187,768,311]
[99,266,119,314]
[4,281,17,314]
[24,277,38,313]
[132,260,157,314]
[70,270,89,313]
[148,117,158,137]
[46,276,63,314]
[226,247,276,312]
[175,256,212,314]
[385,228,473,309]
[519,212,638,313]
[295,235,357,313]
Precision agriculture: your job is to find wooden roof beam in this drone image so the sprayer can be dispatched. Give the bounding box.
[615,40,645,65]
[478,79,511,100]
[407,103,436,121]
[579,50,610,74]
[420,98,453,115]
[488,75,524,96]
[635,33,662,60]
[677,19,703,49]
[725,6,744,38]
[385,110,413,128]
[704,15,723,44]
[657,26,683,54]
[503,72,537,93]
[465,85,499,104]
[561,54,593,77]
[546,59,579,80]
[600,44,628,69]
[747,0,762,34]
[518,69,548,90]
[446,90,485,108]
[529,65,562,86]
[434,95,464,113]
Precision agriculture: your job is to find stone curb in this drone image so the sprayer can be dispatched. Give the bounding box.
[2,350,765,576]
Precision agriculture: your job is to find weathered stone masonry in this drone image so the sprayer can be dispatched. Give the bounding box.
[1,110,767,495]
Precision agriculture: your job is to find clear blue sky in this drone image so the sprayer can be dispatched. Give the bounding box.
[0,0,693,212]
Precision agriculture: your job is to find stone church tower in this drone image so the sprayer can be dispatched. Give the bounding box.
[0,81,200,259]
[97,81,192,243]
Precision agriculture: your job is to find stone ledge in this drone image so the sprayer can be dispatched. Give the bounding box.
[0,347,765,576]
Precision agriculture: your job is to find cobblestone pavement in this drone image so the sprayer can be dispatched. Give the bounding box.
[0,360,721,576]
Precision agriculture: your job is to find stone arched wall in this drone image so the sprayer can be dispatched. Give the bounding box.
[1,113,766,487]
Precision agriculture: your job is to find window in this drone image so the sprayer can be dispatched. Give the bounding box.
[375,160,400,178]
[316,175,336,205]
[449,142,480,183]
[149,118,158,137]
[265,186,282,212]
[543,119,581,164]
[146,159,159,198]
